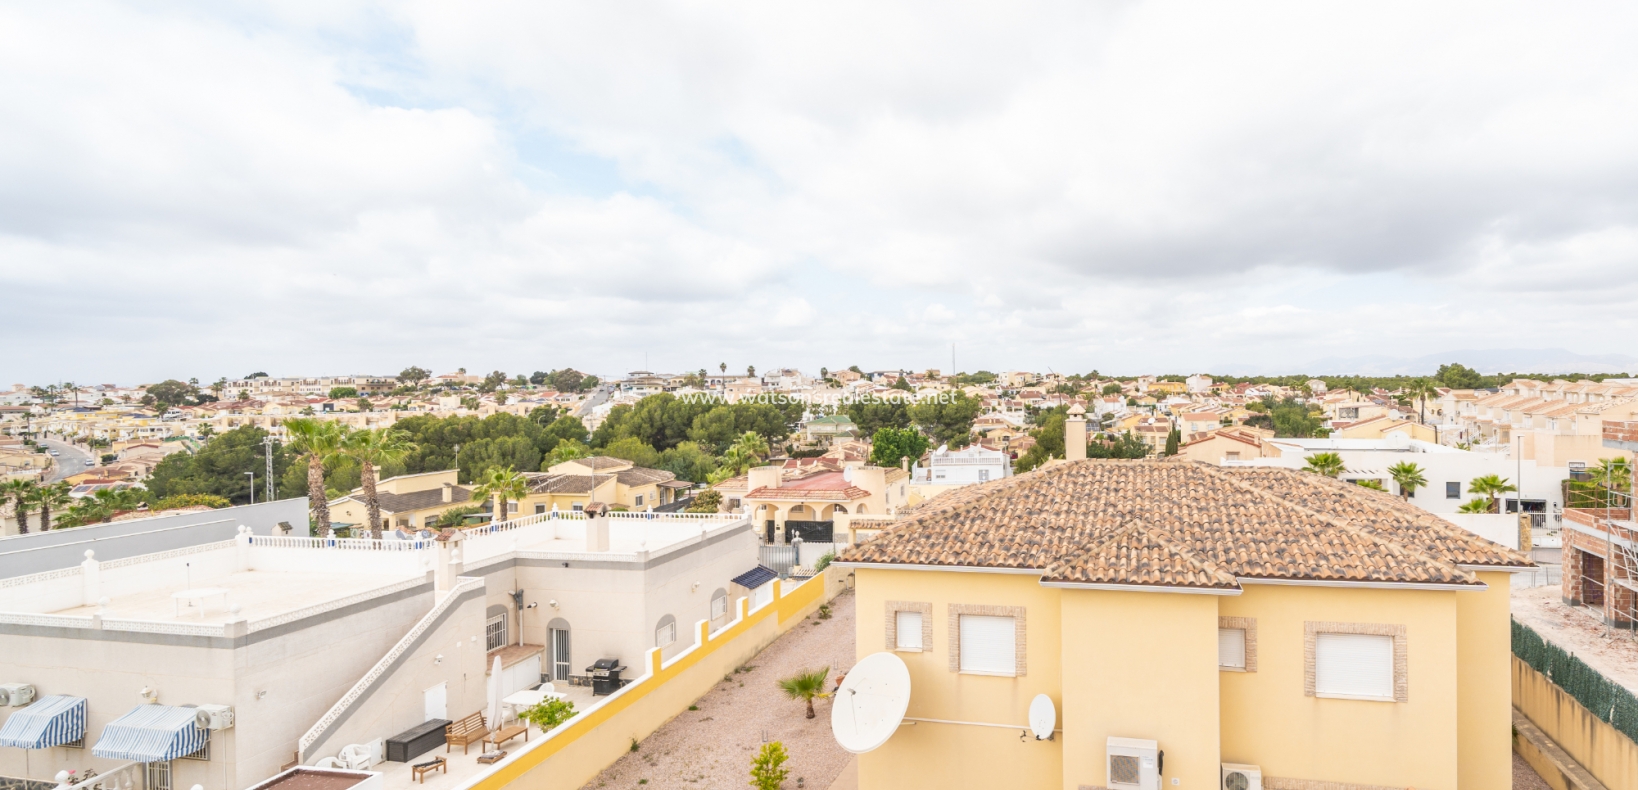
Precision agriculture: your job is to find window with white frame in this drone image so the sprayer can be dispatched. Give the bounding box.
[895,611,924,651]
[711,591,728,619]
[1314,633,1395,701]
[1218,628,1247,670]
[636,495,644,506]
[655,616,677,648]
[958,615,1017,676]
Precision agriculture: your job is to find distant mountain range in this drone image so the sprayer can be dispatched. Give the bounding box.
[1221,348,1638,377]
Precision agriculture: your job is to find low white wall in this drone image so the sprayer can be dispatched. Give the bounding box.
[1439,513,1522,550]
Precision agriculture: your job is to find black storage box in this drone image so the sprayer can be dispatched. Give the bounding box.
[386,718,450,762]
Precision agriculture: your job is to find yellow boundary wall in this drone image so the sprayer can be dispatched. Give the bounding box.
[464,566,849,790]
[1513,656,1638,790]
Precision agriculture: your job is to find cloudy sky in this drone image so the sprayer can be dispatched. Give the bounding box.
[4,1,1637,384]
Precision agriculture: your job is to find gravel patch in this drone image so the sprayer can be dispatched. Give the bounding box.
[1512,751,1552,789]
[581,590,856,790]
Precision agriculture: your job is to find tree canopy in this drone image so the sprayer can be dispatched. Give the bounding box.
[908,392,982,446]
[147,426,293,504]
[869,427,930,468]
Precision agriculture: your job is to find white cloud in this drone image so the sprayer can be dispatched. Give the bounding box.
[3,0,1637,382]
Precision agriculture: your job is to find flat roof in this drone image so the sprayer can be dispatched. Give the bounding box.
[247,768,378,790]
[49,568,420,622]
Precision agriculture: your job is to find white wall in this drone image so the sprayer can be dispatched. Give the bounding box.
[1249,447,1568,517]
[1439,513,1523,550]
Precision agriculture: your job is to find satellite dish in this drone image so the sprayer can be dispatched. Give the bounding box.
[1028,694,1056,740]
[831,652,911,754]
[842,466,854,482]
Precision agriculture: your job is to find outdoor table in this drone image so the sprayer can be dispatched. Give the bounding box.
[171,587,230,618]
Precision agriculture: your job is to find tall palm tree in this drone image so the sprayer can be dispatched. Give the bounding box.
[719,362,727,374]
[1302,452,1345,478]
[283,418,351,535]
[731,431,770,462]
[31,483,71,531]
[472,466,530,525]
[777,667,831,719]
[747,365,756,378]
[2,479,37,534]
[1467,474,1517,514]
[1387,461,1428,501]
[343,428,417,539]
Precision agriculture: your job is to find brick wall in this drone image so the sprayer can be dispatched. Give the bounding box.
[1603,419,1638,444]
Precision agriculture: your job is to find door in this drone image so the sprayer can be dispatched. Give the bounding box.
[424,682,447,721]
[551,628,572,682]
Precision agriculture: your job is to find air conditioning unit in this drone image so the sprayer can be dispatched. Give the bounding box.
[0,683,36,707]
[195,704,235,730]
[1107,736,1160,790]
[1221,763,1263,790]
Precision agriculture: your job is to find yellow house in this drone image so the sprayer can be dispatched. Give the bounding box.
[836,459,1530,790]
[1177,427,1270,464]
[535,455,685,511]
[1332,415,1438,442]
[328,469,477,530]
[714,460,910,543]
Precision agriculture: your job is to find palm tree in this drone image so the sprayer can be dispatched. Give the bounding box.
[31,483,71,531]
[719,362,727,374]
[344,428,418,539]
[777,667,831,719]
[1593,457,1634,492]
[1409,378,1438,425]
[1467,474,1516,514]
[283,418,351,535]
[747,365,756,378]
[1457,498,1494,514]
[472,466,530,525]
[1302,452,1345,478]
[2,479,36,534]
[1387,461,1428,501]
[731,431,770,462]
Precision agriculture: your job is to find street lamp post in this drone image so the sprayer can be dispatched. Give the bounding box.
[246,472,256,505]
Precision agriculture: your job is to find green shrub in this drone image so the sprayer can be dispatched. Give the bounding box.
[519,698,576,731]
[749,742,789,790]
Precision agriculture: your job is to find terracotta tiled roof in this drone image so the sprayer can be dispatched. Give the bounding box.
[614,467,677,486]
[525,473,613,494]
[840,460,1529,590]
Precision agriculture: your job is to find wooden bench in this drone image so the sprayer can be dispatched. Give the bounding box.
[483,724,528,750]
[412,756,446,783]
[444,713,488,754]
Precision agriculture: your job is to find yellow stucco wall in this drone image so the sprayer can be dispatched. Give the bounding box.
[1456,571,1513,789]
[1513,658,1638,790]
[1218,584,1460,789]
[1060,588,1221,790]
[854,569,1063,790]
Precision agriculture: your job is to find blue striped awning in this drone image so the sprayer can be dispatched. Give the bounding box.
[92,706,206,762]
[0,695,86,749]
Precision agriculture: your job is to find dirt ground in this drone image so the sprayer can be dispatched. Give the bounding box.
[1512,585,1638,693]
[581,590,857,790]
[1512,752,1552,789]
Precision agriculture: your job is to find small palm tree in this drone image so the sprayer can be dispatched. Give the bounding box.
[2,479,37,534]
[472,466,530,525]
[1387,461,1428,501]
[31,483,71,531]
[777,667,831,719]
[1593,457,1633,492]
[1302,452,1345,478]
[283,418,352,535]
[719,362,727,374]
[1466,474,1516,514]
[344,428,417,539]
[1457,498,1494,514]
[1354,479,1386,491]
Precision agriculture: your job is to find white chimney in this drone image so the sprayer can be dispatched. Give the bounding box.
[1066,404,1087,461]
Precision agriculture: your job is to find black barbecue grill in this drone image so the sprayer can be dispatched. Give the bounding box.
[587,658,628,696]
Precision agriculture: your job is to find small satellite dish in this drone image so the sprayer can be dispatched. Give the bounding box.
[842,466,854,482]
[831,652,911,754]
[1028,694,1056,740]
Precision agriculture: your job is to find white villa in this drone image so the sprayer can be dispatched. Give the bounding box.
[0,509,754,790]
[909,444,1013,485]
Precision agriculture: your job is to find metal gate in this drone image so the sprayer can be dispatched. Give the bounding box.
[759,545,797,577]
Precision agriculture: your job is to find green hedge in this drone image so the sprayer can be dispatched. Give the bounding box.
[1512,618,1638,744]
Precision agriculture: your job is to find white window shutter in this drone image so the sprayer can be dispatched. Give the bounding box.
[1315,633,1394,699]
[959,615,1016,675]
[1218,628,1246,669]
[896,611,923,650]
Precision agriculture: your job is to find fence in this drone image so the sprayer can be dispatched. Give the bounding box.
[759,544,796,576]
[1512,619,1638,743]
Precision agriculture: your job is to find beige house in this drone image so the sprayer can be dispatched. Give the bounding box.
[328,469,477,530]
[1331,415,1437,443]
[714,460,910,543]
[1178,427,1271,464]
